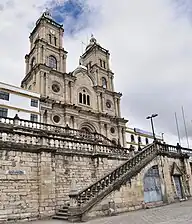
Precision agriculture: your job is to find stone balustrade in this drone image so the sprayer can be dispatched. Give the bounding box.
[0,117,130,158]
[0,116,114,146]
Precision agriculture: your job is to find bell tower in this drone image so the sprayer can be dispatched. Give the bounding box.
[80,35,114,92]
[21,9,68,97]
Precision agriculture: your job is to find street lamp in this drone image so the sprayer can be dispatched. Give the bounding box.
[146,114,158,141]
[161,132,164,142]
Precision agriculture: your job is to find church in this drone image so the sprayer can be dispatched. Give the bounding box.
[0,10,192,223]
[21,10,128,147]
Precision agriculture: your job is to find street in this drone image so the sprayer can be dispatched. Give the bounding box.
[23,200,192,224]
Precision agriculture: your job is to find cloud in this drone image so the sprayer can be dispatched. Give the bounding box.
[0,0,192,147]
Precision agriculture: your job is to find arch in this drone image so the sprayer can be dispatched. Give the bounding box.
[102,77,107,88]
[73,69,96,86]
[31,57,36,68]
[48,55,57,69]
[79,122,96,133]
[143,165,163,203]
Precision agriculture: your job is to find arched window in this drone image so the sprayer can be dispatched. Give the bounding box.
[78,89,91,106]
[31,57,36,68]
[54,37,57,46]
[87,95,90,105]
[138,136,141,143]
[48,55,57,69]
[83,94,86,104]
[79,93,82,103]
[102,77,107,88]
[131,134,135,142]
[48,34,52,44]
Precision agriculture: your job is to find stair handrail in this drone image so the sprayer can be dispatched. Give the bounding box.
[69,143,157,206]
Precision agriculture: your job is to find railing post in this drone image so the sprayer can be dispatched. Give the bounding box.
[68,179,81,221]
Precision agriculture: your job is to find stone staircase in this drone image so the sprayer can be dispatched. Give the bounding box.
[53,142,159,221]
[53,142,191,222]
[53,203,70,221]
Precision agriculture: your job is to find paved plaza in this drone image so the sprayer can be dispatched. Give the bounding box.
[23,200,192,224]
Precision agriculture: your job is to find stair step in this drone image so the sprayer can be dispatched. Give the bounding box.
[56,211,68,216]
[59,208,68,213]
[53,215,68,220]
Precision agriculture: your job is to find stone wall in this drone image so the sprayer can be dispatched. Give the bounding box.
[0,147,126,222]
[85,155,192,219]
[0,150,39,221]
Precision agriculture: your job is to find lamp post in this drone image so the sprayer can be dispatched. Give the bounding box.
[161,132,164,142]
[146,114,158,141]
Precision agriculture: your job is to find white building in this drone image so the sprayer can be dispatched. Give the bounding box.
[126,127,163,151]
[0,82,40,122]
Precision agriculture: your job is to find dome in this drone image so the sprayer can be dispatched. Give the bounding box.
[86,34,99,50]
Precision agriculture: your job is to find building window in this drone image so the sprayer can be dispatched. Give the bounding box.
[146,138,149,144]
[54,37,57,46]
[99,59,102,67]
[103,61,106,69]
[52,83,60,93]
[131,134,135,142]
[78,89,90,106]
[138,136,141,143]
[102,77,107,88]
[48,34,52,44]
[31,99,38,107]
[48,55,57,69]
[53,115,60,123]
[87,95,90,105]
[31,57,36,68]
[30,114,38,122]
[110,127,115,134]
[0,91,9,101]
[0,108,8,118]
[83,94,86,104]
[79,93,82,103]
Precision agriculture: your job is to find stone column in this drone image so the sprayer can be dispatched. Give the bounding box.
[64,80,68,103]
[111,76,114,92]
[25,55,29,74]
[101,93,104,112]
[184,158,192,196]
[38,151,56,218]
[114,98,118,116]
[40,45,44,64]
[161,156,175,203]
[97,93,101,112]
[117,99,121,117]
[70,82,74,104]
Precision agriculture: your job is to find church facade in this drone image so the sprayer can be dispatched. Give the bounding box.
[21,11,128,147]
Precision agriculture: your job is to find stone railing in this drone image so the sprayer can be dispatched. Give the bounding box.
[0,120,130,157]
[0,116,114,146]
[68,142,192,220]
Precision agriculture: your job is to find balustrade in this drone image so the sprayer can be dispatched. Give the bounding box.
[0,116,115,146]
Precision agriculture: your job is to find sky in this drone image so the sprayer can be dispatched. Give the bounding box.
[0,0,192,146]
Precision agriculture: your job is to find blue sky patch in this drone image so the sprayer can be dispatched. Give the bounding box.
[47,0,97,36]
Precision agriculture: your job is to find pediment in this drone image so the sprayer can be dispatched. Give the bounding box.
[171,162,182,176]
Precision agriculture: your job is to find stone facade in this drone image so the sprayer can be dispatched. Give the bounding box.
[20,11,127,147]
